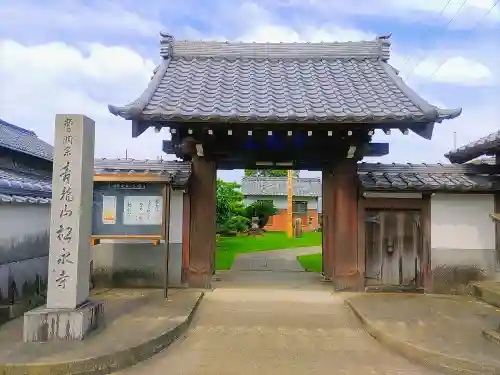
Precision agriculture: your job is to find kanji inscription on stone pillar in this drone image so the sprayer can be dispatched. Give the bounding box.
[46,115,95,309]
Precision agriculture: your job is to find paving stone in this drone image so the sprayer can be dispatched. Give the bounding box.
[113,248,440,375]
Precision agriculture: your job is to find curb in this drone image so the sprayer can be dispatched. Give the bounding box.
[483,329,500,346]
[473,284,500,308]
[345,299,499,375]
[0,292,205,375]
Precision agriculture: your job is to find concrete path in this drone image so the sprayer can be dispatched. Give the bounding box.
[113,248,441,375]
[216,246,326,290]
[347,293,500,374]
[230,246,320,272]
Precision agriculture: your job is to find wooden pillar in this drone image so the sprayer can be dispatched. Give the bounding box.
[494,153,500,272]
[181,192,191,284]
[321,169,334,279]
[332,159,361,291]
[188,156,216,288]
[421,195,432,292]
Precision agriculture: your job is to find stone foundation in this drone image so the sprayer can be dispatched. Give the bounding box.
[23,300,104,342]
[92,241,183,288]
[430,264,486,295]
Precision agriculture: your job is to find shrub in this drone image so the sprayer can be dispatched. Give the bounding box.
[243,201,278,228]
[225,216,250,233]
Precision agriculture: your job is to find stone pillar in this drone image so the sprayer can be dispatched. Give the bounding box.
[23,115,103,342]
[168,189,184,286]
[321,169,334,280]
[332,160,361,291]
[188,156,216,288]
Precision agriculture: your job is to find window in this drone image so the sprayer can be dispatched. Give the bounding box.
[292,201,308,215]
[257,199,274,206]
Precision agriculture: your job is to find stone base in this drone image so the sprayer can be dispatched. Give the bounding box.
[23,300,104,342]
[333,273,363,292]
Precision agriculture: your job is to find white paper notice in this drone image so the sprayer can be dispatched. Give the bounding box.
[123,196,163,225]
[102,195,117,224]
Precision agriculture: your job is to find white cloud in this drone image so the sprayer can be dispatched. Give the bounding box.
[0,39,171,160]
[412,56,495,85]
[0,1,162,38]
[238,23,375,42]
[279,0,500,28]
[0,0,498,175]
[393,55,496,86]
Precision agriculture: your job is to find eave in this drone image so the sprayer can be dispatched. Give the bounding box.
[445,129,500,164]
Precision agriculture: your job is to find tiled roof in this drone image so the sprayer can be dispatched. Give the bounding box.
[359,163,500,192]
[0,167,52,204]
[0,118,53,161]
[1,158,192,204]
[445,130,500,164]
[94,158,192,187]
[241,177,321,197]
[467,157,496,165]
[242,164,500,195]
[108,33,461,130]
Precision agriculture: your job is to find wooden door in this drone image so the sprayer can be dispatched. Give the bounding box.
[365,210,422,286]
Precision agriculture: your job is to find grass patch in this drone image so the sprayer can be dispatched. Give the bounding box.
[296,253,323,273]
[216,231,321,270]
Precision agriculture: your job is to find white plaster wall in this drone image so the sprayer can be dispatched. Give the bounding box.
[169,190,183,243]
[0,204,50,244]
[0,203,50,301]
[430,193,496,276]
[244,195,318,210]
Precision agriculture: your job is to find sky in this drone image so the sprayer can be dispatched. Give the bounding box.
[0,0,499,182]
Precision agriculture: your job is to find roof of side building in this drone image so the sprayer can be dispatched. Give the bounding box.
[445,130,500,164]
[0,118,53,162]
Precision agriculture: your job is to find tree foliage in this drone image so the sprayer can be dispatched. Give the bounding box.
[244,169,300,177]
[243,200,278,228]
[216,180,244,226]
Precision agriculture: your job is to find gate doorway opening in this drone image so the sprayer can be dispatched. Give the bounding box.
[214,169,325,289]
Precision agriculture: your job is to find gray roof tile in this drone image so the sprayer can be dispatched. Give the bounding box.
[109,34,461,128]
[445,130,500,164]
[0,167,52,203]
[359,163,500,192]
[242,164,500,195]
[0,158,192,204]
[94,158,191,187]
[467,157,496,165]
[0,118,53,161]
[242,177,321,197]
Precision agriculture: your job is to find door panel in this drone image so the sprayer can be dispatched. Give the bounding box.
[365,209,422,287]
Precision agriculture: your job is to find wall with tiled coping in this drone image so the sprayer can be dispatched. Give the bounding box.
[0,204,50,303]
[430,193,499,292]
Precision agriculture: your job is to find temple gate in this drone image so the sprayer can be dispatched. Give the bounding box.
[109,32,460,290]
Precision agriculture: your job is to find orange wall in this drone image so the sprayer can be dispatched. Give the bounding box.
[265,209,319,232]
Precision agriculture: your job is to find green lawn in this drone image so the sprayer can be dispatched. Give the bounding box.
[296,253,323,273]
[215,231,321,270]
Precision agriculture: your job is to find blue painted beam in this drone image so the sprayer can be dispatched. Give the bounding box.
[363,143,389,157]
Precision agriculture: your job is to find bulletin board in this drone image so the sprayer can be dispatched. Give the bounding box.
[92,182,167,238]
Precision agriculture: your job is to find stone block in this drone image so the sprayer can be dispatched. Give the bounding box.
[23,300,104,342]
